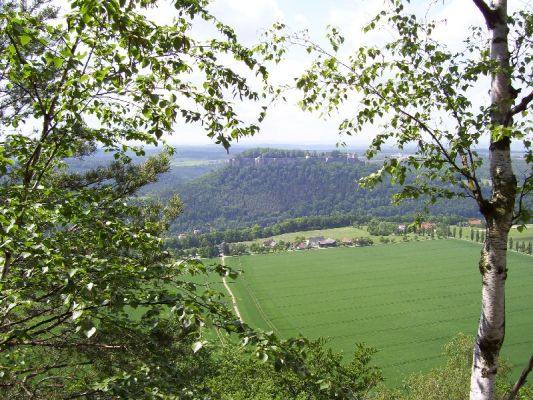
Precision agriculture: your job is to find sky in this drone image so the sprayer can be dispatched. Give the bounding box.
[97,1,527,149]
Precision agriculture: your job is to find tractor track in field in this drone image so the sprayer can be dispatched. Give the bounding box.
[234,256,280,335]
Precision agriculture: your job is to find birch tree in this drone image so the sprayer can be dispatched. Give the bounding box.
[265,1,532,399]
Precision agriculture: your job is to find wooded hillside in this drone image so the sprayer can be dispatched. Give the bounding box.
[169,156,481,232]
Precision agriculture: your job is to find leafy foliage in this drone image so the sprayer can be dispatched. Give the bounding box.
[0,1,389,397]
[207,339,382,400]
[0,0,289,397]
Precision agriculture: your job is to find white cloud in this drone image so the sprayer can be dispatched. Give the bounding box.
[213,0,283,21]
[430,0,485,51]
[294,13,309,30]
[325,0,392,49]
[141,0,177,25]
[208,0,284,44]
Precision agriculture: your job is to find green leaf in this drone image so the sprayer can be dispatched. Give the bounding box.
[20,35,31,46]
[319,379,331,390]
[53,57,64,68]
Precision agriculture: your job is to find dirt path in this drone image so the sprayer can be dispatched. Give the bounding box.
[221,256,243,323]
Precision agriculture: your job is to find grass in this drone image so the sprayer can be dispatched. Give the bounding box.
[508,224,533,241]
[223,240,533,386]
[238,226,427,246]
[457,224,533,242]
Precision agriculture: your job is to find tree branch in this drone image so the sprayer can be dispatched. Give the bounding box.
[20,361,92,381]
[505,354,533,400]
[63,389,101,399]
[512,173,532,223]
[22,341,126,350]
[505,90,533,125]
[471,0,499,29]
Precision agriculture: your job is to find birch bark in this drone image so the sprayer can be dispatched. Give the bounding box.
[469,1,517,399]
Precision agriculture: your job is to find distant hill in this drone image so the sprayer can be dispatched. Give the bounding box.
[169,155,480,233]
[65,146,526,233]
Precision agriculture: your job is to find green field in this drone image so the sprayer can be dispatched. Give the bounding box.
[240,224,533,248]
[459,224,533,242]
[508,225,533,241]
[223,240,533,385]
[239,225,427,246]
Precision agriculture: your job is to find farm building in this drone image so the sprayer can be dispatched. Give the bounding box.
[307,236,325,248]
[294,242,308,250]
[263,239,277,248]
[420,222,435,231]
[318,238,337,248]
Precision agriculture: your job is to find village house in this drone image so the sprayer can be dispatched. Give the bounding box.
[263,239,277,248]
[341,238,353,246]
[420,222,435,232]
[293,242,308,250]
[307,236,325,248]
[318,238,337,248]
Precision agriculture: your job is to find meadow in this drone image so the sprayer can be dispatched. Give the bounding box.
[238,224,533,249]
[460,224,533,243]
[238,225,427,246]
[222,240,533,385]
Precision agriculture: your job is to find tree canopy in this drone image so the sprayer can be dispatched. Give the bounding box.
[0,0,311,397]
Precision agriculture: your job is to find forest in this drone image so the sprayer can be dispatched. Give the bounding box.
[168,155,483,232]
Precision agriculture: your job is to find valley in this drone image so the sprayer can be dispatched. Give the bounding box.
[213,240,533,386]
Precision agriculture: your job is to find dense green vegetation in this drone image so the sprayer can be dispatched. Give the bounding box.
[1,1,338,398]
[170,159,481,232]
[222,240,533,385]
[2,0,530,398]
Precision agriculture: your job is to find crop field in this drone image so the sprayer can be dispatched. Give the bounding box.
[508,225,533,241]
[223,240,533,385]
[459,225,533,242]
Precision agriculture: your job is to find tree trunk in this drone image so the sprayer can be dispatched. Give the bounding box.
[469,1,517,399]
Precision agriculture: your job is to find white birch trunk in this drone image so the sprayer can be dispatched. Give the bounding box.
[469,1,517,399]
